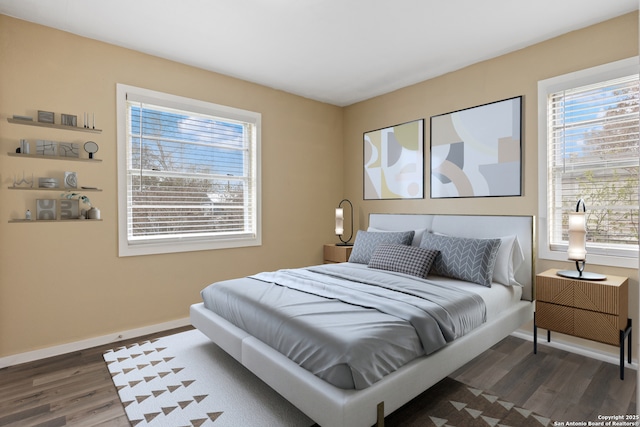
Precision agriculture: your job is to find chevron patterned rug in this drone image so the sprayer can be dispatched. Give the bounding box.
[103,329,313,426]
[104,329,551,427]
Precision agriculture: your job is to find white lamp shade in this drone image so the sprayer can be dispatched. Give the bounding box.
[567,212,587,261]
[335,208,344,235]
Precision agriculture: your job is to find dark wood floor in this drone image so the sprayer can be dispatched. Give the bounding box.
[0,328,636,426]
[451,335,637,422]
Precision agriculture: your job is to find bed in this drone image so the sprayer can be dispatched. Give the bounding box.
[190,213,534,426]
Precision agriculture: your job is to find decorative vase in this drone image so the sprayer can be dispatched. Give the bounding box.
[87,207,101,220]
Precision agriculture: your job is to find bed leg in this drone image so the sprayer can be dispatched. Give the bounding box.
[376,401,385,427]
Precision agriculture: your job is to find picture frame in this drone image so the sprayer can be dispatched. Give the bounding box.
[64,171,78,189]
[59,142,79,158]
[61,114,77,127]
[59,199,79,220]
[36,140,57,156]
[363,119,424,200]
[37,110,55,124]
[36,199,57,220]
[430,96,522,199]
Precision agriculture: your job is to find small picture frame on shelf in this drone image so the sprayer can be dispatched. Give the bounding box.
[61,114,77,127]
[38,110,55,124]
[36,140,57,156]
[36,199,57,220]
[59,142,79,158]
[59,199,79,220]
[64,171,78,189]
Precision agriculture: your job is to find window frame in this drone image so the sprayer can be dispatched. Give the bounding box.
[116,84,261,257]
[537,57,639,269]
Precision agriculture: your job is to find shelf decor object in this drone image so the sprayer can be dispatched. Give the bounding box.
[430,96,522,198]
[84,141,99,159]
[557,198,606,281]
[36,199,57,220]
[64,171,78,189]
[38,110,54,124]
[59,142,79,158]
[335,199,353,246]
[364,119,424,200]
[61,114,77,127]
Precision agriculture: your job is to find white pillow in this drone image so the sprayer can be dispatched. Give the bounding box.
[367,226,427,247]
[493,235,525,287]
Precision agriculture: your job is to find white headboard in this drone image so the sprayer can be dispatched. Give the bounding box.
[368,213,535,301]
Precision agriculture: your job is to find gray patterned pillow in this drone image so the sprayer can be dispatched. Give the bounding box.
[348,230,415,264]
[420,233,501,287]
[368,244,439,278]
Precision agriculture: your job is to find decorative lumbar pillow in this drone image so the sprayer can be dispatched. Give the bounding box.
[420,232,501,287]
[368,244,439,278]
[348,230,415,264]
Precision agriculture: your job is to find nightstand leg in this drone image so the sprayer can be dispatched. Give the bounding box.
[533,312,537,354]
[628,319,632,364]
[619,319,633,380]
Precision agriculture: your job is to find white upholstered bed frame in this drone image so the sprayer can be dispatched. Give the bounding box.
[190,214,535,427]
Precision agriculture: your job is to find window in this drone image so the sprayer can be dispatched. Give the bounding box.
[116,84,261,256]
[538,58,639,268]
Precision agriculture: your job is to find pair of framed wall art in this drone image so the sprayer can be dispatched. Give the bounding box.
[363,96,522,200]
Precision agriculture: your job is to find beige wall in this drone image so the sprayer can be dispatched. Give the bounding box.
[1,12,638,361]
[0,15,343,358]
[344,12,639,356]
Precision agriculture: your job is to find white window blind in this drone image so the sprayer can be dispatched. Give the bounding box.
[117,84,261,256]
[547,73,639,258]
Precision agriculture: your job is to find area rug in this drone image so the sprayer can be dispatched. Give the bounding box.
[103,329,314,426]
[104,329,552,427]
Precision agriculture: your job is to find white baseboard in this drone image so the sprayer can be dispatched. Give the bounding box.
[0,317,191,369]
[511,329,638,371]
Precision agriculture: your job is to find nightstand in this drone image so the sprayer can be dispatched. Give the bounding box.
[533,268,632,379]
[323,244,353,263]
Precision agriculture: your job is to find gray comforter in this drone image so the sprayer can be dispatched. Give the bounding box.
[200,263,486,390]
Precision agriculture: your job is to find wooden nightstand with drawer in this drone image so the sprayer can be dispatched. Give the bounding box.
[323,244,353,264]
[533,268,632,379]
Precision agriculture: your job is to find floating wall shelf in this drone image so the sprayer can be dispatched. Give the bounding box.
[7,152,102,162]
[7,118,102,133]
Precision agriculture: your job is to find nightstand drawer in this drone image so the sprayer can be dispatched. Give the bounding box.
[536,301,574,335]
[536,301,621,346]
[574,308,621,346]
[323,244,353,263]
[536,271,627,318]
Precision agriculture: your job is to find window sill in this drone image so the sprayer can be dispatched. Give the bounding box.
[118,235,261,257]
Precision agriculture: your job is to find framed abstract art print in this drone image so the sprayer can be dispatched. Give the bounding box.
[430,96,522,198]
[363,119,424,200]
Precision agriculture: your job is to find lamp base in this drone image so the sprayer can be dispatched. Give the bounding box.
[556,270,606,281]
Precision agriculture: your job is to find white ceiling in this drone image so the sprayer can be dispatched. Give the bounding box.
[0,0,637,106]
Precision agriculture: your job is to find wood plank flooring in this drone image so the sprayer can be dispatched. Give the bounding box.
[0,328,636,426]
[451,335,637,422]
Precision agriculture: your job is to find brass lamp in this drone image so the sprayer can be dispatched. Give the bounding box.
[556,199,606,280]
[335,199,353,246]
